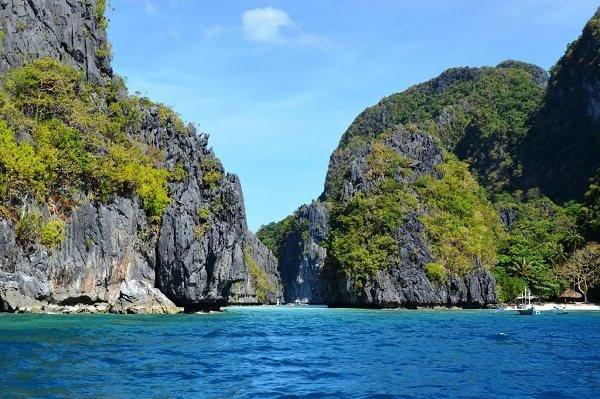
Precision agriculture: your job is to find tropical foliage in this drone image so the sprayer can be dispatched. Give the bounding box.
[416,157,503,276]
[0,58,190,245]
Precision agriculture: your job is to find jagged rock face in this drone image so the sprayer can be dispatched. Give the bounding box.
[276,125,497,307]
[0,0,112,82]
[133,107,278,309]
[323,128,496,307]
[228,233,283,304]
[279,201,328,304]
[0,197,157,311]
[0,0,282,312]
[326,212,497,308]
[522,8,600,201]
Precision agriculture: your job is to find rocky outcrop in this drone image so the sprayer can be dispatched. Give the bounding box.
[0,0,282,313]
[0,197,161,312]
[325,212,497,308]
[110,280,181,314]
[278,201,328,304]
[228,233,283,304]
[0,104,282,312]
[0,0,112,82]
[323,127,496,308]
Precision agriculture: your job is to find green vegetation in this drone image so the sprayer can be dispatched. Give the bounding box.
[0,58,182,235]
[15,211,43,244]
[492,266,527,303]
[244,246,276,303]
[94,0,108,30]
[200,157,222,189]
[40,219,66,248]
[326,178,417,288]
[157,104,186,133]
[416,157,503,276]
[556,242,600,302]
[581,171,600,239]
[193,206,212,240]
[0,28,4,55]
[494,191,580,299]
[326,63,545,200]
[257,215,296,259]
[425,263,447,284]
[197,206,211,223]
[95,43,111,62]
[194,224,206,239]
[365,141,410,181]
[169,162,188,182]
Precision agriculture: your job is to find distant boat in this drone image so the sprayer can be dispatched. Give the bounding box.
[553,305,567,314]
[515,288,540,315]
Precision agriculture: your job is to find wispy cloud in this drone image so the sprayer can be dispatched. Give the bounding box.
[203,24,235,41]
[124,0,157,14]
[242,7,294,44]
[298,34,331,49]
[203,6,330,49]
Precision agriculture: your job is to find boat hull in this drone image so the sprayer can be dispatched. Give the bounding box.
[517,307,534,315]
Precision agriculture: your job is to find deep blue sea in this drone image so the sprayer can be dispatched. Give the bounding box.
[0,306,599,398]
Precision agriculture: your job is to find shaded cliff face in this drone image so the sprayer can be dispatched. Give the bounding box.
[522,9,600,202]
[0,0,112,82]
[0,1,280,312]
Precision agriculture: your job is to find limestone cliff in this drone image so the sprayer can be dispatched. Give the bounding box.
[0,0,282,313]
[0,0,112,82]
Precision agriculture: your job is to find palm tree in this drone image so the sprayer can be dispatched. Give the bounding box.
[511,258,532,279]
[562,228,585,253]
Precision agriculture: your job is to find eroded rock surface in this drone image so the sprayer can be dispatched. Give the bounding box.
[0,0,112,82]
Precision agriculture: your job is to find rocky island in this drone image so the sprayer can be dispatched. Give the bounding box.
[1,1,599,313]
[258,9,600,308]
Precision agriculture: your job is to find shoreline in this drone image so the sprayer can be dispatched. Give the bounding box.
[501,302,600,311]
[2,302,600,315]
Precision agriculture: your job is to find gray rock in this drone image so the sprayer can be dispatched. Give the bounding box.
[279,201,328,304]
[326,213,497,308]
[110,280,182,314]
[280,125,497,308]
[228,232,283,304]
[0,281,44,312]
[0,1,283,313]
[0,197,157,310]
[0,0,112,82]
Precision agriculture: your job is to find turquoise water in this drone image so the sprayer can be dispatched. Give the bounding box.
[0,307,599,398]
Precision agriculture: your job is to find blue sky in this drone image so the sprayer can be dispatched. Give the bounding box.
[107,0,599,231]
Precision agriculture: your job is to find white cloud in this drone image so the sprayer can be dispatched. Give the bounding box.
[242,7,295,44]
[204,6,330,48]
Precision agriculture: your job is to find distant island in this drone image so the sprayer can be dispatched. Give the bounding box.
[0,1,599,313]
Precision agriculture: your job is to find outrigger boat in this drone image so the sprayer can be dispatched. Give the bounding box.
[515,288,540,315]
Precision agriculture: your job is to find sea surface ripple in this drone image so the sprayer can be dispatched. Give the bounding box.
[1,306,599,398]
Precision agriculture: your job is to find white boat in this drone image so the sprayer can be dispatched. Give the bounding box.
[515,288,540,315]
[553,305,567,314]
